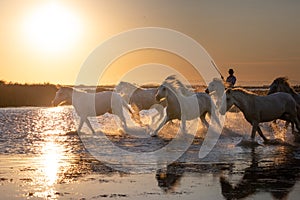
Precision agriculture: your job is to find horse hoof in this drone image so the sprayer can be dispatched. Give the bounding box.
[150,132,157,137]
[294,134,300,143]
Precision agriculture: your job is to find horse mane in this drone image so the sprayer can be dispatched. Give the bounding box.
[59,86,89,94]
[273,77,297,94]
[212,77,224,84]
[211,77,233,89]
[115,81,142,93]
[162,75,194,96]
[212,78,226,87]
[229,88,258,96]
[118,81,140,89]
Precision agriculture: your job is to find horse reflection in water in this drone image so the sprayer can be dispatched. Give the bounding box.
[155,164,184,193]
[220,146,300,200]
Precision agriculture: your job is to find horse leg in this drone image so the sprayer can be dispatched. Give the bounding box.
[200,113,209,128]
[113,105,127,129]
[251,122,258,141]
[294,117,300,133]
[131,104,143,126]
[115,99,130,131]
[78,117,95,134]
[257,126,268,141]
[289,121,295,133]
[77,118,84,133]
[116,110,128,131]
[152,106,164,124]
[85,118,96,134]
[285,121,290,129]
[150,111,159,124]
[286,111,300,133]
[157,106,165,122]
[150,115,169,137]
[180,116,187,134]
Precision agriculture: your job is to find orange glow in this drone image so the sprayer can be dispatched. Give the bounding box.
[22,2,82,53]
[99,49,204,85]
[0,1,299,85]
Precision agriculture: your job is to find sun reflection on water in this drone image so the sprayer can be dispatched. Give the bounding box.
[41,141,63,186]
[29,107,76,198]
[31,135,70,199]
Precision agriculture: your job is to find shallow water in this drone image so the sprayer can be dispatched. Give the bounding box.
[0,107,300,199]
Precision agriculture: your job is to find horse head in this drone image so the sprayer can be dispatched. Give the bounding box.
[161,75,194,96]
[156,85,169,102]
[205,78,225,95]
[115,81,139,103]
[268,77,292,95]
[115,81,137,93]
[52,86,73,106]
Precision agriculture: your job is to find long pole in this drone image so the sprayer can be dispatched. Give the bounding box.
[210,60,224,79]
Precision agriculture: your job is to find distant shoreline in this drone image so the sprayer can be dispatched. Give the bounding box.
[0,82,299,108]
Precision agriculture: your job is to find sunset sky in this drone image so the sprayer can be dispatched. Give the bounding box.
[0,0,299,85]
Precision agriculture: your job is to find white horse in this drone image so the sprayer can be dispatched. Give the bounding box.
[115,81,166,124]
[220,88,300,141]
[150,75,213,136]
[205,78,226,109]
[52,86,133,133]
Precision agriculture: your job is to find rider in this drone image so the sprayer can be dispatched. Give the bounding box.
[222,68,236,87]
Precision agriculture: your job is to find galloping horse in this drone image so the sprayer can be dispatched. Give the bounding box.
[268,77,300,131]
[52,86,133,133]
[115,81,166,124]
[150,75,213,136]
[221,88,300,141]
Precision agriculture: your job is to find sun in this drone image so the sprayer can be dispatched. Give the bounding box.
[23,2,82,53]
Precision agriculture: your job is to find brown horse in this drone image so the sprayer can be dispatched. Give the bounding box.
[268,77,300,104]
[268,77,300,130]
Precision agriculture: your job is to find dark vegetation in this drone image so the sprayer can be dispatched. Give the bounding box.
[0,80,299,107]
[0,81,57,107]
[0,81,116,107]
